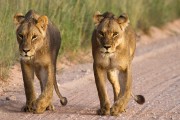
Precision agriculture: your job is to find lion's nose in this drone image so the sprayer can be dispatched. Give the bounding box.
[104,45,111,50]
[23,49,30,53]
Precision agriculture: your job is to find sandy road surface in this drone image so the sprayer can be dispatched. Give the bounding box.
[0,36,180,120]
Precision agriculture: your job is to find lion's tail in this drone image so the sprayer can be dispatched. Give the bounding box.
[131,92,145,104]
[54,81,68,106]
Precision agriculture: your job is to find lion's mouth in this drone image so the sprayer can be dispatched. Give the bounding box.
[20,54,34,60]
[100,51,115,57]
[101,51,114,54]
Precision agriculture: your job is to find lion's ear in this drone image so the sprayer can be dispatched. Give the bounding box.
[93,11,104,26]
[13,13,25,26]
[117,13,129,31]
[36,15,48,31]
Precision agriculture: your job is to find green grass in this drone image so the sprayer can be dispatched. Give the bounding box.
[0,0,180,80]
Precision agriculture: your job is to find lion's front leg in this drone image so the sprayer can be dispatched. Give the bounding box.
[93,63,110,115]
[107,69,120,102]
[33,65,54,114]
[33,93,53,114]
[110,65,132,116]
[21,61,36,112]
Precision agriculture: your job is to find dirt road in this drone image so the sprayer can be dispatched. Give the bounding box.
[0,35,180,120]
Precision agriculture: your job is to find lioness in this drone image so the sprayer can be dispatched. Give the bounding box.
[13,10,67,114]
[92,11,145,116]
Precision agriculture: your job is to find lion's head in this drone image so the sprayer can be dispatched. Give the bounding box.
[14,10,48,61]
[93,11,129,56]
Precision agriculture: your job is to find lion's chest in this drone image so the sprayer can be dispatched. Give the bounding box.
[34,53,51,66]
[95,53,127,70]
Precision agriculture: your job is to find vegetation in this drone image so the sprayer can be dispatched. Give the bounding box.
[0,0,180,80]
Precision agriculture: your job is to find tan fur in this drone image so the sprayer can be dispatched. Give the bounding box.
[14,10,67,114]
[92,11,144,116]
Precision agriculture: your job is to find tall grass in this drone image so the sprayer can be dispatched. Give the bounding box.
[0,0,180,80]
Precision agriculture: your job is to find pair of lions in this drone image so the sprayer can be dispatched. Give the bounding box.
[14,10,145,115]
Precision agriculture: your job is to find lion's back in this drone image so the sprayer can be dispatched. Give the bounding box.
[47,22,61,59]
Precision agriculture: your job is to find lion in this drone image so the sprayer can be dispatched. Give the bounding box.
[91,11,145,116]
[13,10,67,114]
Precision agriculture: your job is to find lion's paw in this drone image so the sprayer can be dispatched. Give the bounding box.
[97,108,110,115]
[46,103,55,111]
[21,105,33,112]
[110,105,126,116]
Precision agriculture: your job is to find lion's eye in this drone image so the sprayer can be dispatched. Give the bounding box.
[32,35,37,40]
[113,32,119,37]
[98,31,104,37]
[18,33,23,39]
